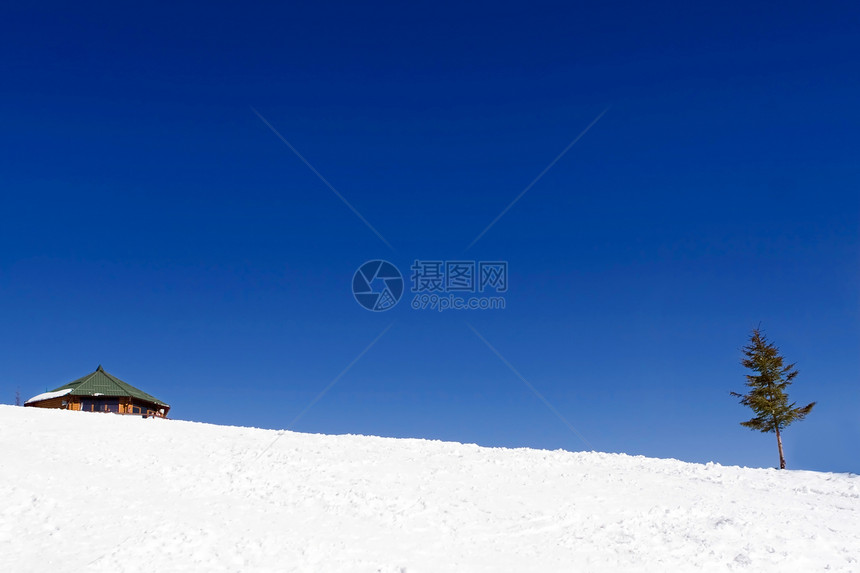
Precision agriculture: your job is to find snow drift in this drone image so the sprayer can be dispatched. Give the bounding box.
[1,405,857,572]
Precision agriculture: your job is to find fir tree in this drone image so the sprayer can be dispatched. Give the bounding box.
[732,328,815,469]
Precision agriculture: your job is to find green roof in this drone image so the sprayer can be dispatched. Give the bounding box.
[51,365,169,407]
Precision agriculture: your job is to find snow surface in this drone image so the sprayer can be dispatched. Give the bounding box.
[1,405,857,572]
[23,388,72,404]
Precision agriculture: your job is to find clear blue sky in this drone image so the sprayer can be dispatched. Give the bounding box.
[2,1,857,472]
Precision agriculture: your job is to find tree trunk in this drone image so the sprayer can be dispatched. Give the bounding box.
[775,426,786,469]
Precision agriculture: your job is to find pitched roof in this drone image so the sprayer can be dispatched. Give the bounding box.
[25,387,73,405]
[49,365,169,407]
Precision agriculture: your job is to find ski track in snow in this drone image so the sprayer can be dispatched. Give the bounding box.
[1,405,857,572]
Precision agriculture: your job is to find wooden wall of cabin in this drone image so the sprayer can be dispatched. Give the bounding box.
[25,396,167,417]
[24,396,67,409]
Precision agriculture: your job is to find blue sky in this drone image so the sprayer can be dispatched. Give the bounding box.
[1,1,857,472]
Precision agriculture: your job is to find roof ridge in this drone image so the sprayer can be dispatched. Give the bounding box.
[101,369,144,396]
[60,369,98,390]
[99,367,168,407]
[97,368,129,395]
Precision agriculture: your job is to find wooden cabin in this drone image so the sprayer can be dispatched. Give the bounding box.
[25,365,170,418]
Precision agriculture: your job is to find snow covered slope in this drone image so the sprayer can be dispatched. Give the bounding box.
[1,405,857,572]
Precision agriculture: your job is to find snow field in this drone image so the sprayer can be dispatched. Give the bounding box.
[1,405,857,572]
